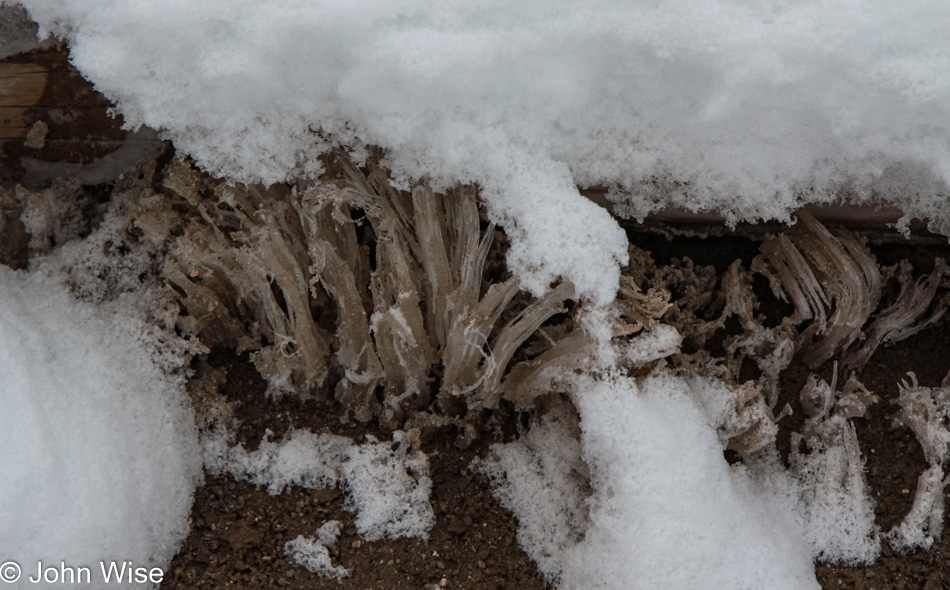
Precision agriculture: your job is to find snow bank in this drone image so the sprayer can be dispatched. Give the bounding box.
[0,267,202,588]
[202,428,434,541]
[22,0,950,299]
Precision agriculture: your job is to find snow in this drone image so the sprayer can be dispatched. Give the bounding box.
[0,266,202,588]
[478,371,822,589]
[202,427,434,541]
[478,366,889,587]
[5,1,950,586]
[564,373,817,590]
[21,0,950,301]
[473,403,588,584]
[285,521,350,581]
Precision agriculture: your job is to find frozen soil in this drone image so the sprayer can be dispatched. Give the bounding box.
[160,233,950,590]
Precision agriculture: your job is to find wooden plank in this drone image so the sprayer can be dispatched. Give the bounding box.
[0,63,48,140]
[580,187,938,237]
[639,203,905,229]
[1,47,165,185]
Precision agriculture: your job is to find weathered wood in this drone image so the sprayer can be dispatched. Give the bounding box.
[0,47,165,186]
[580,188,936,238]
[642,203,906,230]
[0,62,47,140]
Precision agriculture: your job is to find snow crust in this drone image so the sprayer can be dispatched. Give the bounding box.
[202,428,434,541]
[0,267,202,588]
[20,0,950,300]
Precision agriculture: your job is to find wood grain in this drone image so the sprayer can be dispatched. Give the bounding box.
[0,62,48,140]
[1,47,165,186]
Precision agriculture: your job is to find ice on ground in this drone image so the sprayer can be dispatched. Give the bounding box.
[0,267,202,589]
[285,521,350,582]
[202,427,434,541]
[201,427,350,495]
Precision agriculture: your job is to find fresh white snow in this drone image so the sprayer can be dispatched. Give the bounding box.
[0,267,202,588]
[20,0,950,302]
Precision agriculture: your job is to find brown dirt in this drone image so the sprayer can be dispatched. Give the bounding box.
[811,326,950,590]
[161,350,547,590]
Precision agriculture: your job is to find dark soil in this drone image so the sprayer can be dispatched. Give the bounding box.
[161,351,547,590]
[812,326,950,590]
